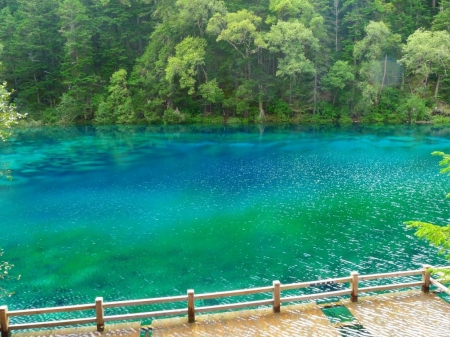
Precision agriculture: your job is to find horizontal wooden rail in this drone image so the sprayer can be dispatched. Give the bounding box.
[195,299,274,313]
[1,264,446,336]
[103,295,187,309]
[9,304,96,317]
[358,269,423,281]
[9,318,97,331]
[430,279,450,295]
[195,286,273,300]
[280,289,352,303]
[359,281,424,293]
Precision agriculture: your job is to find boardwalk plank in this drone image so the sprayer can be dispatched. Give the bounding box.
[342,290,450,337]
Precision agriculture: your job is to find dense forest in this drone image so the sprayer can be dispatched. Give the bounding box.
[0,0,449,125]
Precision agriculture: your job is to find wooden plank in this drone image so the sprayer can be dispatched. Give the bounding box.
[359,281,423,293]
[280,289,351,303]
[95,297,104,331]
[9,317,97,330]
[9,304,95,317]
[430,278,450,295]
[103,295,187,308]
[152,302,340,337]
[273,280,281,313]
[343,290,450,337]
[12,322,141,337]
[0,306,8,337]
[187,289,195,323]
[358,269,422,281]
[195,286,273,300]
[350,271,359,302]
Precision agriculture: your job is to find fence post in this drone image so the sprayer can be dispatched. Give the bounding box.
[422,264,431,293]
[273,280,281,313]
[350,271,359,303]
[95,297,105,332]
[0,306,9,337]
[187,289,195,323]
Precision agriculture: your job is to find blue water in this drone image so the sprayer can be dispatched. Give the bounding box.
[0,124,449,317]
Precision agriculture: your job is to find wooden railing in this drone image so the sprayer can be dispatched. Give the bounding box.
[1,264,449,336]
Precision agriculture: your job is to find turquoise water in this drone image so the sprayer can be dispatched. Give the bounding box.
[1,124,450,317]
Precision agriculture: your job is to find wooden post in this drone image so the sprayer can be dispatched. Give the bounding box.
[95,297,105,332]
[0,306,9,337]
[273,280,281,313]
[350,271,359,303]
[422,264,431,293]
[187,289,195,323]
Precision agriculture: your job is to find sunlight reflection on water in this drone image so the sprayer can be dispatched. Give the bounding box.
[1,124,450,320]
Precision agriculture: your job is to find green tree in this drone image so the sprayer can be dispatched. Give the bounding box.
[58,0,98,121]
[399,29,450,99]
[176,0,227,37]
[406,151,450,284]
[354,21,400,111]
[207,9,267,117]
[266,20,318,106]
[322,60,354,106]
[0,81,24,141]
[166,36,207,96]
[95,69,135,124]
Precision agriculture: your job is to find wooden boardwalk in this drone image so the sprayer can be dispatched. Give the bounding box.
[152,290,450,337]
[343,291,450,337]
[11,322,141,337]
[152,303,340,337]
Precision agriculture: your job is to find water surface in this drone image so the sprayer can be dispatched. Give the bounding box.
[1,124,449,315]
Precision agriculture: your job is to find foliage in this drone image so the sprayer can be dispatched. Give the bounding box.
[0,82,25,140]
[0,0,447,124]
[405,151,450,284]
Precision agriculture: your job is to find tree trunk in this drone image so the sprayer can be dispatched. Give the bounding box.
[313,71,318,115]
[377,54,388,104]
[435,75,441,99]
[334,0,339,52]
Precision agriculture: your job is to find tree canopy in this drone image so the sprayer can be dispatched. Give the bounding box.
[0,0,447,125]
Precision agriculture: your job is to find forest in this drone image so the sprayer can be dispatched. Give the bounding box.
[0,0,449,125]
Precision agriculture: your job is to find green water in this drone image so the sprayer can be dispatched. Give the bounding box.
[0,124,449,320]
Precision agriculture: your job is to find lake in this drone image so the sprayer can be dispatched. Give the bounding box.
[1,124,449,317]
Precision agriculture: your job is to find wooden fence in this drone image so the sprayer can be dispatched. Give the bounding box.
[1,264,449,336]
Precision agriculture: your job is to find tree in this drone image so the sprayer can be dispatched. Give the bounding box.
[354,21,400,110]
[176,0,227,37]
[266,20,318,105]
[207,9,267,117]
[399,29,450,99]
[0,82,24,141]
[322,60,354,106]
[405,151,450,284]
[58,0,98,121]
[166,36,207,96]
[95,69,135,124]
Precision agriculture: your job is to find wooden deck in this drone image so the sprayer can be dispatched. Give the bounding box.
[152,290,450,337]
[11,322,141,337]
[343,290,450,337]
[152,303,341,337]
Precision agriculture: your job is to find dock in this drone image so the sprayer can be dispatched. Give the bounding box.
[152,290,450,337]
[2,265,450,336]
